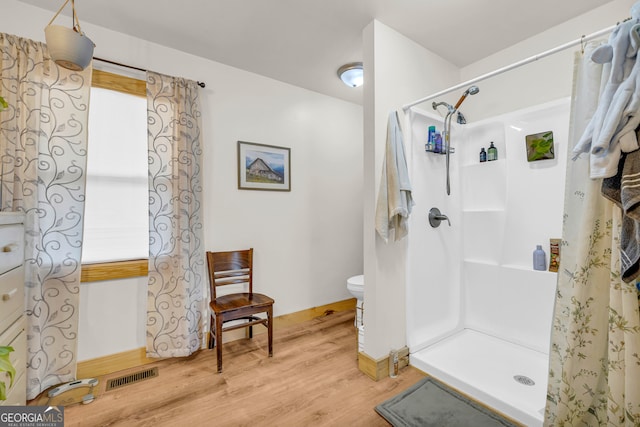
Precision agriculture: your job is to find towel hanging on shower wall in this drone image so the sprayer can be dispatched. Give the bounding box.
[375,111,414,243]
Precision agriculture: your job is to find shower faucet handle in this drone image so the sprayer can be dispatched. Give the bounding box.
[428,207,451,228]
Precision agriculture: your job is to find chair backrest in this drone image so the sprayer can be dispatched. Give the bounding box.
[206,248,253,300]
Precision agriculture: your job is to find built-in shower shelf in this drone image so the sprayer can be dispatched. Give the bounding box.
[463,258,499,266]
[464,260,560,276]
[463,158,506,169]
[501,263,559,275]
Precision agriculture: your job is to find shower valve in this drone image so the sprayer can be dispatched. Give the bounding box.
[428,208,451,228]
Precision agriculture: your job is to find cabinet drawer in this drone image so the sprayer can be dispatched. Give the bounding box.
[0,224,24,276]
[0,266,25,334]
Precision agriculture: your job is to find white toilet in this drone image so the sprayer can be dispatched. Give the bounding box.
[346,275,364,352]
[346,274,364,301]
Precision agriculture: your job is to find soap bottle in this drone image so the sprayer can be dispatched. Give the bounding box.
[427,126,436,151]
[533,245,546,271]
[479,147,487,162]
[434,132,442,154]
[487,142,498,161]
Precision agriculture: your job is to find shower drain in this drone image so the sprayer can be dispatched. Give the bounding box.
[513,375,535,386]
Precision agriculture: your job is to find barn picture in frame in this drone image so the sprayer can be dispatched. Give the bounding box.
[237,141,291,191]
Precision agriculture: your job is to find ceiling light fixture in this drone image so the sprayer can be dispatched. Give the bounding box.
[44,0,95,71]
[337,62,363,88]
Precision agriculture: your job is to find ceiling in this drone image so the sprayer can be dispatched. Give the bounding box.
[19,0,614,104]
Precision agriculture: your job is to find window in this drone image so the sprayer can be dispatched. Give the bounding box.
[80,69,148,282]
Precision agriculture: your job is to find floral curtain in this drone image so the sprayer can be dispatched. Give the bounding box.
[545,43,640,426]
[0,33,91,399]
[146,71,205,358]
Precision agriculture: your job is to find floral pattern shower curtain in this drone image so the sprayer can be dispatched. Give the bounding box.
[545,43,640,426]
[0,33,91,399]
[146,71,205,358]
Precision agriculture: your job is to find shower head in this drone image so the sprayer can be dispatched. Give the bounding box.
[453,85,480,110]
[467,85,480,95]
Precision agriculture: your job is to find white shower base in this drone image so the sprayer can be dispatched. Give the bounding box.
[411,328,548,427]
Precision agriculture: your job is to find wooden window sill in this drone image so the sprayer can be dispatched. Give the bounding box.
[81,259,148,283]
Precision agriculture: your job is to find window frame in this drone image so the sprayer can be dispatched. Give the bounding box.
[81,69,148,283]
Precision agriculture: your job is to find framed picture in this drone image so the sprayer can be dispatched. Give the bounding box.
[237,141,291,191]
[525,130,555,162]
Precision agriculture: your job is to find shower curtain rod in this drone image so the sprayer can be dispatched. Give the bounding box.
[93,56,206,88]
[402,22,620,112]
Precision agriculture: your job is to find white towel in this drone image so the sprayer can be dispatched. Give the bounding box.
[375,111,414,243]
[589,42,640,178]
[572,16,640,178]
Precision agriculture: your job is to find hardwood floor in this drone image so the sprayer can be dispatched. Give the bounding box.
[59,309,425,426]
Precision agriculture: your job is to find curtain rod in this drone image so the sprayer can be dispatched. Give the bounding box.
[402,22,620,112]
[94,56,206,88]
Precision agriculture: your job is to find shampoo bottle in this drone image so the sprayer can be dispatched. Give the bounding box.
[488,142,498,161]
[533,245,546,271]
[479,148,487,162]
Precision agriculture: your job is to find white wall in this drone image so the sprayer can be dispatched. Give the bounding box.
[5,0,363,361]
[405,108,463,352]
[459,0,635,121]
[362,21,459,359]
[459,99,570,354]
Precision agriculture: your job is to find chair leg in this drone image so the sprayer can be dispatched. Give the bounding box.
[216,316,224,373]
[267,306,273,357]
[208,315,215,349]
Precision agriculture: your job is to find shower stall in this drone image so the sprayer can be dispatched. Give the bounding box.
[405,97,570,426]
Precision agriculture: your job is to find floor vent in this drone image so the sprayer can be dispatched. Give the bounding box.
[106,367,159,391]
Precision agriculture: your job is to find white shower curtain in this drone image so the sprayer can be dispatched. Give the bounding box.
[0,33,91,399]
[545,43,640,426]
[146,71,206,358]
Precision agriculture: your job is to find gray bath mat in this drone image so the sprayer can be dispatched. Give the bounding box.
[375,377,520,427]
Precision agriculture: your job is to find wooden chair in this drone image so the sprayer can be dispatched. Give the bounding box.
[206,248,274,373]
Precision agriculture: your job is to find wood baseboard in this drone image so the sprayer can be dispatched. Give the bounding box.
[268,298,357,330]
[357,346,409,381]
[357,352,387,380]
[76,347,157,379]
[76,298,357,379]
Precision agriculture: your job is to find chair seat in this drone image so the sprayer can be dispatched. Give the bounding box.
[211,293,274,315]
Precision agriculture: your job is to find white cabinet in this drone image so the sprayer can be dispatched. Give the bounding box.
[0,213,26,406]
